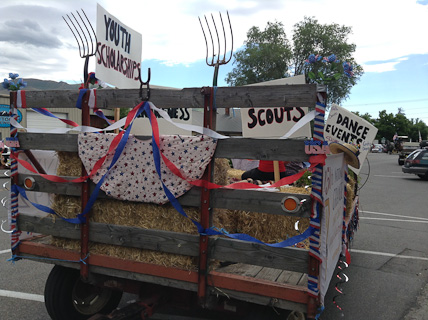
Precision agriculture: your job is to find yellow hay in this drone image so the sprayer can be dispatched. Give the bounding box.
[53,152,315,267]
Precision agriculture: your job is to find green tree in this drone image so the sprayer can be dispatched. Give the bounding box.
[225,21,292,86]
[226,17,363,105]
[375,110,396,141]
[352,111,375,125]
[292,17,363,105]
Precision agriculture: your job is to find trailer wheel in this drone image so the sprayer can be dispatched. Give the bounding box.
[418,173,428,180]
[45,266,123,320]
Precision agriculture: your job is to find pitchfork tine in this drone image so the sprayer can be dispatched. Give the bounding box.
[199,11,234,86]
[204,15,215,66]
[63,9,97,87]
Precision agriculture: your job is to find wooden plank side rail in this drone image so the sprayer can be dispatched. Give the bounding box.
[17,174,312,217]
[17,133,310,161]
[18,214,308,272]
[13,85,317,110]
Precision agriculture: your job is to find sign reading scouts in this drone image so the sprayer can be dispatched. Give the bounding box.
[324,104,377,174]
[241,75,312,138]
[96,4,142,88]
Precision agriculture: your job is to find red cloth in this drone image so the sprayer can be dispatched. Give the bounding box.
[258,160,286,172]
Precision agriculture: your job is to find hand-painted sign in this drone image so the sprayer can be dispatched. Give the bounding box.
[320,152,345,304]
[241,75,311,138]
[131,108,193,135]
[96,4,142,88]
[0,105,22,127]
[324,104,377,173]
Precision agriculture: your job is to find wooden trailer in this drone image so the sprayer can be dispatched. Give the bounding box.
[7,84,358,319]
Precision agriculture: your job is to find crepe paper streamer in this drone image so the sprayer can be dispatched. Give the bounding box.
[13,185,81,224]
[146,101,318,248]
[76,89,114,126]
[315,305,325,320]
[8,253,89,265]
[332,257,349,315]
[9,103,21,251]
[16,90,27,108]
[280,110,316,139]
[306,99,326,298]
[149,102,229,140]
[12,101,149,225]
[31,108,80,128]
[75,101,149,223]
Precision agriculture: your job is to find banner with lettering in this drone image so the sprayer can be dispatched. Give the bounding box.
[319,153,345,304]
[96,4,142,88]
[324,104,378,174]
[241,75,311,138]
[131,108,193,135]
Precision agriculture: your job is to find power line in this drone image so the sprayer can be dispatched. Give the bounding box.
[343,98,428,107]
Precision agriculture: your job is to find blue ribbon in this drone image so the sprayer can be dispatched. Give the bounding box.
[13,185,81,224]
[76,102,148,222]
[144,102,315,247]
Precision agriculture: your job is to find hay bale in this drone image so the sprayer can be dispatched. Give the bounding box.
[52,150,312,267]
[234,186,310,247]
[52,152,236,270]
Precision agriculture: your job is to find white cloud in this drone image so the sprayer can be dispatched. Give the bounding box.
[1,0,427,83]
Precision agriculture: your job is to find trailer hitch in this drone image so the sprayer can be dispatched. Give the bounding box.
[88,294,160,320]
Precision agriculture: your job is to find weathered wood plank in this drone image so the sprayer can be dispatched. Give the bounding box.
[277,270,305,286]
[18,214,200,257]
[215,263,263,278]
[12,85,317,110]
[17,133,309,161]
[207,286,307,313]
[211,239,308,272]
[255,267,283,282]
[211,188,312,217]
[297,273,308,286]
[18,214,308,272]
[17,174,312,217]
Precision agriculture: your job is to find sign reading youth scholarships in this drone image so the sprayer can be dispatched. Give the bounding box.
[96,4,142,88]
[324,104,378,174]
[241,75,312,138]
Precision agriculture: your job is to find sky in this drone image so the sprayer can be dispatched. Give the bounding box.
[1,0,428,126]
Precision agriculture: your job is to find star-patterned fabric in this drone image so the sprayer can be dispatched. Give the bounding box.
[78,133,217,204]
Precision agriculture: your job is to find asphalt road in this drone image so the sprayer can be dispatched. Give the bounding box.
[0,153,427,320]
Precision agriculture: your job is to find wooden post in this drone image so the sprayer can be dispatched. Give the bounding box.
[114,108,120,134]
[80,91,91,279]
[197,87,215,306]
[273,161,280,183]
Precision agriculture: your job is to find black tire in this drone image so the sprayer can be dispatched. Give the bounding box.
[398,159,404,165]
[417,173,428,181]
[45,266,123,320]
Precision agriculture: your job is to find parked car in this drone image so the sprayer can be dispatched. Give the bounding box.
[371,144,385,153]
[402,148,428,180]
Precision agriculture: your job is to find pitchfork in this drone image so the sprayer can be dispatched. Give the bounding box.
[199,11,233,86]
[63,9,97,88]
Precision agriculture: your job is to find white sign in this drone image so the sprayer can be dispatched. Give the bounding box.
[96,4,142,88]
[130,108,193,135]
[320,153,345,304]
[241,75,311,138]
[324,104,378,174]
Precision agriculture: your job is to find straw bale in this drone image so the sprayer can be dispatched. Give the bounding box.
[52,152,235,270]
[234,186,310,247]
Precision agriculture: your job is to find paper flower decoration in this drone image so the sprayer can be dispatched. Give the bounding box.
[304,54,354,84]
[2,73,27,91]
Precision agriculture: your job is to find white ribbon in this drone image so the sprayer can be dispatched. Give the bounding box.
[149,102,230,139]
[280,110,316,139]
[88,89,96,109]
